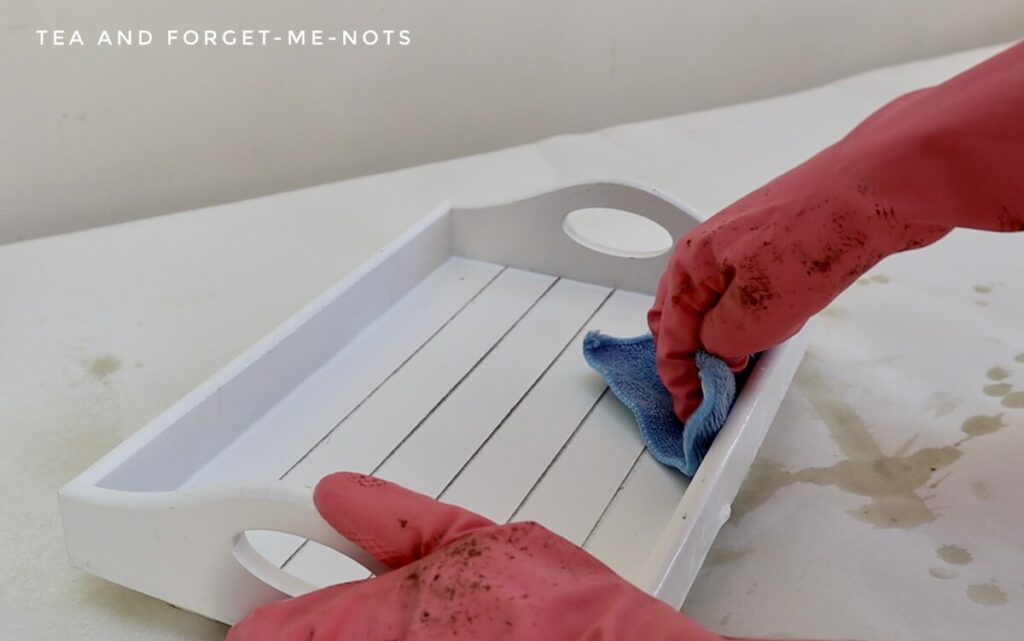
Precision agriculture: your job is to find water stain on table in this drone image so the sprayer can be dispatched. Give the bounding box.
[957,414,1007,442]
[921,391,960,418]
[731,360,1008,529]
[966,582,1007,606]
[929,567,958,580]
[986,366,1011,381]
[1001,391,1024,409]
[936,544,972,565]
[88,354,122,380]
[1015,353,1024,364]
[970,481,992,501]
[704,546,755,567]
[819,305,848,319]
[974,285,993,294]
[856,274,891,286]
[983,383,1012,397]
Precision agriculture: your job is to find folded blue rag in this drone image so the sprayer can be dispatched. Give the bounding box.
[582,332,737,476]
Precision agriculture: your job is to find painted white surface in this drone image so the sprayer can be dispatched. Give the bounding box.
[58,183,807,622]
[1,44,1020,639]
[4,2,1024,242]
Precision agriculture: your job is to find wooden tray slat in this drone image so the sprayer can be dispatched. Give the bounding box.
[583,453,689,583]
[438,289,649,520]
[283,285,665,588]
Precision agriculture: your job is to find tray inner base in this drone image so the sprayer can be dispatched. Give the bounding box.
[187,257,691,588]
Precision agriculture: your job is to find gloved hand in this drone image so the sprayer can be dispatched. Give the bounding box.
[228,472,808,640]
[651,42,1024,421]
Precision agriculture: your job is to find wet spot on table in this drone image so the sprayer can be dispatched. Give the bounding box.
[1002,392,1024,409]
[745,362,961,529]
[870,274,890,283]
[959,414,1006,441]
[929,567,957,580]
[937,544,972,565]
[89,354,122,380]
[705,545,755,567]
[970,481,992,500]
[921,391,960,418]
[974,285,992,294]
[983,383,1012,397]
[730,459,791,523]
[819,305,847,319]
[966,582,1007,606]
[733,361,1012,530]
[986,366,1011,381]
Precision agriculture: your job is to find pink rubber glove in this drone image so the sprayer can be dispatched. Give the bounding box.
[650,42,1024,422]
[227,472,809,640]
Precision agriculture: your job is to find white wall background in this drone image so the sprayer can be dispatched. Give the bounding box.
[2,1,1022,244]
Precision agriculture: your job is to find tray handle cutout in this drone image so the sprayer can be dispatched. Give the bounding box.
[562,207,674,259]
[451,181,701,295]
[229,485,389,599]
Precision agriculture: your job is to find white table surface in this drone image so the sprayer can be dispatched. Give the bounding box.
[3,43,1021,640]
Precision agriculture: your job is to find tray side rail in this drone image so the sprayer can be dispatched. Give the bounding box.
[75,206,454,493]
[59,481,387,624]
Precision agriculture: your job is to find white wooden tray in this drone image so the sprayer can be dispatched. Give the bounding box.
[59,181,809,625]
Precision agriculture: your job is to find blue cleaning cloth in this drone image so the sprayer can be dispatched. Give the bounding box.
[582,331,736,476]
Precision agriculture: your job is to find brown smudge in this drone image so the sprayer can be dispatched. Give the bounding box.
[734,256,779,311]
[795,363,883,462]
[996,203,1024,231]
[89,354,122,380]
[921,392,960,418]
[352,475,387,488]
[966,582,1007,606]
[731,361,972,529]
[937,544,972,565]
[870,274,891,283]
[1001,392,1024,408]
[819,305,847,319]
[813,446,961,529]
[959,414,1006,441]
[705,545,755,567]
[970,481,992,501]
[974,285,992,294]
[729,459,793,523]
[986,366,1011,381]
[983,383,1012,397]
[1015,353,1024,364]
